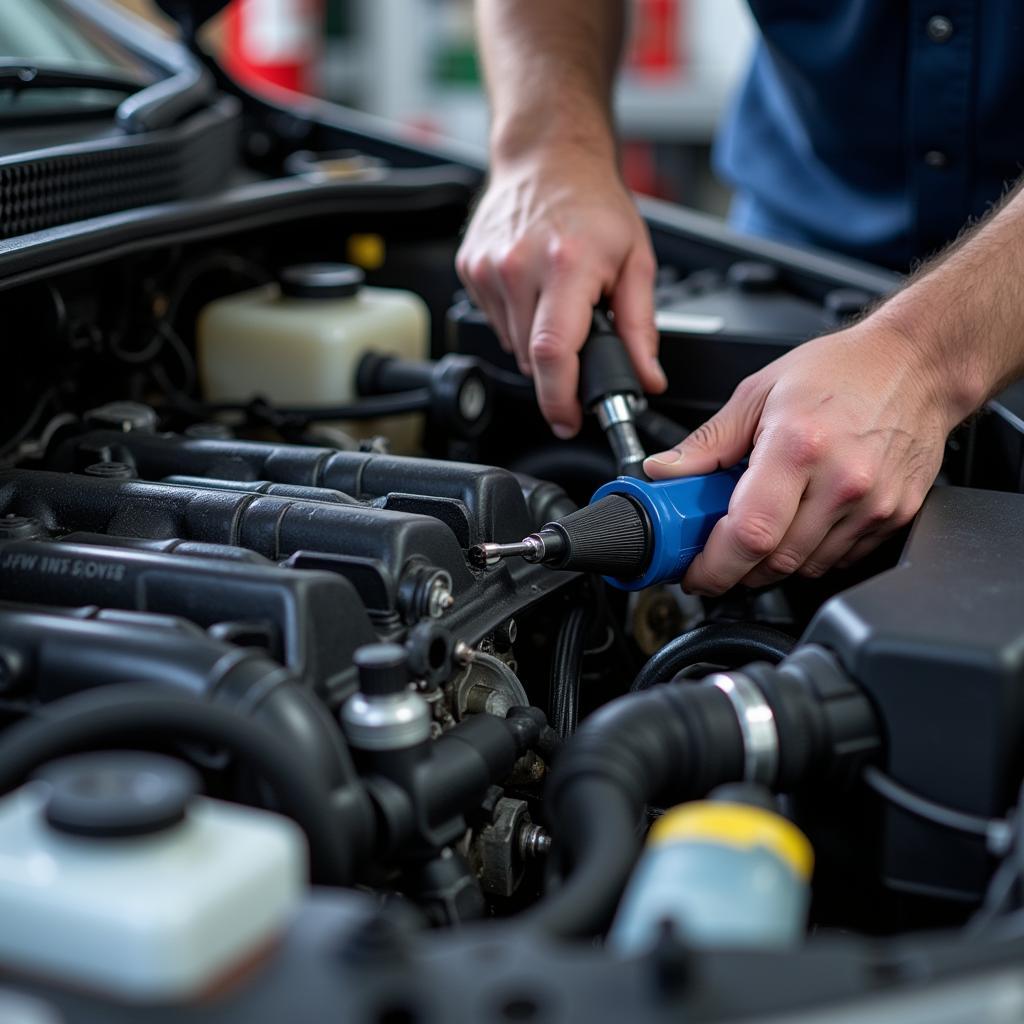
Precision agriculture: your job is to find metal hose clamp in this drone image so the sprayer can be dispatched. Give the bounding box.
[708,672,779,787]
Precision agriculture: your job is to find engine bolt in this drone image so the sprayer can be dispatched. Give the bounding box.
[0,647,26,695]
[518,823,552,860]
[454,640,474,666]
[427,579,455,618]
[184,422,233,440]
[83,461,134,480]
[492,618,518,652]
[0,515,44,541]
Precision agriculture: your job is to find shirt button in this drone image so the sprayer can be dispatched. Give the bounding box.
[924,149,949,168]
[926,15,954,42]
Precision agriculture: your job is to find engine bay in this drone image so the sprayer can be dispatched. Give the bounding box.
[4,4,1024,1021]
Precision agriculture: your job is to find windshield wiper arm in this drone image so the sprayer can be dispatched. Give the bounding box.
[0,61,145,96]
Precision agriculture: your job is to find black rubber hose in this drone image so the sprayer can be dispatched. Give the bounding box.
[531,645,880,939]
[0,607,374,859]
[526,680,746,938]
[265,389,431,421]
[485,365,537,398]
[164,388,430,424]
[0,685,357,885]
[636,407,688,451]
[509,445,617,493]
[534,778,640,934]
[514,473,578,527]
[550,605,589,739]
[631,622,796,692]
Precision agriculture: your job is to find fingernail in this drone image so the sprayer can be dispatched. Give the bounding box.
[650,357,668,390]
[645,449,682,466]
[552,423,576,440]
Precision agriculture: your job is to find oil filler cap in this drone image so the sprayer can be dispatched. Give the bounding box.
[35,752,199,839]
[354,642,410,697]
[279,262,365,299]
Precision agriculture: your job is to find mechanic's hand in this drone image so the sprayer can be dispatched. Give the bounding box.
[456,146,667,437]
[643,321,961,593]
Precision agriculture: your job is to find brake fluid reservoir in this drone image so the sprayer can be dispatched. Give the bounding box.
[0,753,306,1001]
[197,263,429,452]
[609,788,813,954]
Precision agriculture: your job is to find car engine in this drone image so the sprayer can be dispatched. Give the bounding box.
[3,3,1024,1022]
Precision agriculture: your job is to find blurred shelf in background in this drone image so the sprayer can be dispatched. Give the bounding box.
[109,0,753,211]
[328,0,752,144]
[325,0,752,209]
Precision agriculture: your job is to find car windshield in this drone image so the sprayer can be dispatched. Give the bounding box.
[0,0,155,118]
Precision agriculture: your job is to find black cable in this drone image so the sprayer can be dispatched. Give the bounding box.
[861,765,1005,842]
[262,389,431,420]
[592,576,641,684]
[970,855,1024,934]
[160,388,431,426]
[965,779,1024,935]
[970,856,1021,935]
[863,765,1024,934]
[155,320,197,394]
[510,445,617,493]
[163,252,270,326]
[636,407,688,451]
[485,365,536,398]
[631,622,796,692]
[0,387,58,460]
[550,604,589,739]
[108,328,165,365]
[0,685,356,885]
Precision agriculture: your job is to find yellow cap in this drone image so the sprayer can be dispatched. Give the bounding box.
[648,801,814,880]
[346,234,386,271]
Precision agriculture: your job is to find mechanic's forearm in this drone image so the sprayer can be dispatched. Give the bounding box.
[876,180,1024,423]
[476,0,626,169]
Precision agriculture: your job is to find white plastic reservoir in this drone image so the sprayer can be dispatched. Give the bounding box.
[0,753,306,1002]
[198,262,430,452]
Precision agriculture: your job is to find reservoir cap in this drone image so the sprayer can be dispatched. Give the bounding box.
[36,752,199,839]
[279,262,365,300]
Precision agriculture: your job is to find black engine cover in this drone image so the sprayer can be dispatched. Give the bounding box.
[805,486,1024,901]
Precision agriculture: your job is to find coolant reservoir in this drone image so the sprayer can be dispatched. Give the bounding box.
[609,786,813,954]
[0,752,306,1002]
[198,263,430,452]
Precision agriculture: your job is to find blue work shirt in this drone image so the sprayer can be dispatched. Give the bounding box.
[714,2,1024,271]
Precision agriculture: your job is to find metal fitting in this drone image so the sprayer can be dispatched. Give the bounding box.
[492,618,518,652]
[426,577,455,618]
[398,563,454,624]
[594,393,637,430]
[458,375,488,423]
[708,672,779,787]
[469,534,549,569]
[594,396,647,475]
[472,797,548,897]
[517,823,552,860]
[0,647,26,696]
[453,650,529,721]
[340,690,432,751]
[0,515,44,541]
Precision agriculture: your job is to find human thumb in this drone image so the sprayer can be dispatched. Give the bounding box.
[643,386,761,478]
